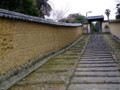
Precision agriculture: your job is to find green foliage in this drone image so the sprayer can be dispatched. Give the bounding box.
[91,21,101,32]
[116,14,120,19]
[59,13,86,23]
[35,0,52,18]
[104,24,109,28]
[91,23,97,32]
[95,21,101,31]
[0,0,51,17]
[59,18,67,22]
[116,4,120,19]
[69,13,86,23]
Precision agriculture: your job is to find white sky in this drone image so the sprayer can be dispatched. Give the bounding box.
[49,0,117,20]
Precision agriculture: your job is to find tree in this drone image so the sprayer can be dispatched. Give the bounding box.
[95,21,101,32]
[113,0,120,19]
[116,3,120,19]
[59,18,68,22]
[35,0,52,18]
[45,3,70,22]
[91,23,96,32]
[68,13,86,23]
[59,13,86,23]
[0,0,40,16]
[105,9,111,21]
[0,0,52,18]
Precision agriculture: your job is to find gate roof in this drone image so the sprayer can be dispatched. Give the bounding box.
[87,15,104,21]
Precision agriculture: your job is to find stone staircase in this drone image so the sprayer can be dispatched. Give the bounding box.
[67,34,120,90]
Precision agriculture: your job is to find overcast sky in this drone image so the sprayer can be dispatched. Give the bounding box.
[49,0,117,20]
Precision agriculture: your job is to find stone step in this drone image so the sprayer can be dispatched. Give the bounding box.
[55,56,79,58]
[84,53,111,55]
[67,49,81,52]
[76,67,118,71]
[82,55,111,57]
[76,70,118,72]
[35,67,73,72]
[80,59,114,62]
[79,61,114,64]
[84,51,110,53]
[83,52,110,54]
[85,48,109,50]
[64,53,81,55]
[79,61,115,64]
[85,48,108,49]
[75,72,120,76]
[80,59,115,63]
[74,74,120,77]
[78,66,116,68]
[81,57,113,59]
[82,54,112,56]
[71,77,120,84]
[68,84,120,90]
[85,47,107,48]
[67,49,81,51]
[53,57,78,59]
[83,53,110,55]
[16,80,64,85]
[80,58,113,61]
[84,50,110,52]
[78,64,116,67]
[85,50,109,52]
[70,47,82,49]
[80,58,114,61]
[83,53,111,55]
[62,53,80,55]
[81,57,114,60]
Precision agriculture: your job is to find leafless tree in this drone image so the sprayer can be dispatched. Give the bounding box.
[46,1,70,21]
[51,8,69,21]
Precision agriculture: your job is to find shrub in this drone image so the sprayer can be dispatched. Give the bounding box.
[104,25,109,29]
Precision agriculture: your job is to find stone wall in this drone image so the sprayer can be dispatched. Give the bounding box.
[0,9,82,75]
[102,22,110,33]
[109,20,120,39]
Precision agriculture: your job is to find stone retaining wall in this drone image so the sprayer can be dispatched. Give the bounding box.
[0,9,82,75]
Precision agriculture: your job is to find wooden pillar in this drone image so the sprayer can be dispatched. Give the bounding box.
[90,21,92,33]
[100,21,102,33]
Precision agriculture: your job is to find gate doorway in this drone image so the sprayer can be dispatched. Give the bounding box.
[87,15,104,33]
[91,21,101,33]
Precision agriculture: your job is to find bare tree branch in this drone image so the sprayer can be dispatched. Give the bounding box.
[46,1,70,21]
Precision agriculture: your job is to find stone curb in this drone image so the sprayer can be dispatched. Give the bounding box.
[111,34,120,43]
[0,35,83,90]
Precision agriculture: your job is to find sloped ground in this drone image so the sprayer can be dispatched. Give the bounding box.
[9,35,89,90]
[104,34,120,69]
